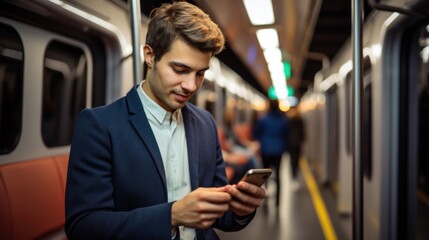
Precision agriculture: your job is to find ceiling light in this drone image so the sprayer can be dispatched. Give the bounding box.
[256,28,279,49]
[275,87,287,100]
[243,0,275,25]
[271,71,286,85]
[263,48,282,63]
[268,61,284,76]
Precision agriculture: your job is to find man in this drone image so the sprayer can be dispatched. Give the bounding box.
[253,100,290,208]
[287,106,305,191]
[65,2,265,239]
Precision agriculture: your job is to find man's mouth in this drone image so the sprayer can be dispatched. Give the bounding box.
[174,92,190,102]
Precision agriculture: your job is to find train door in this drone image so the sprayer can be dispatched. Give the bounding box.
[397,18,429,240]
[381,12,429,240]
[415,24,429,239]
[337,71,353,215]
[325,85,340,191]
[361,55,376,240]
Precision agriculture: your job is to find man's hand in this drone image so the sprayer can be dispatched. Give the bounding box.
[225,181,266,217]
[172,187,231,229]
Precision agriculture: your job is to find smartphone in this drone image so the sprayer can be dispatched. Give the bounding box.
[240,168,272,187]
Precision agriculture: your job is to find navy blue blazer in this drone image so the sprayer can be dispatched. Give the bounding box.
[65,86,253,239]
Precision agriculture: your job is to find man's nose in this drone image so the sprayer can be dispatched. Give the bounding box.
[181,74,199,92]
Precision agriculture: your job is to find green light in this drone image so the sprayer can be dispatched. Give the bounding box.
[268,86,277,99]
[283,61,292,79]
[269,86,294,99]
[287,86,294,96]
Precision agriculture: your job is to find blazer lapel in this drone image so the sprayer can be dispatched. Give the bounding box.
[126,87,167,196]
[182,105,199,190]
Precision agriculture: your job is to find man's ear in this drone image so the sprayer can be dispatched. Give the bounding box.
[143,45,155,68]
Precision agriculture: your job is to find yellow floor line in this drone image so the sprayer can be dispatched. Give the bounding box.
[300,158,338,240]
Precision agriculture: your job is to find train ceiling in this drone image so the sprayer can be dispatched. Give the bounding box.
[140,0,373,99]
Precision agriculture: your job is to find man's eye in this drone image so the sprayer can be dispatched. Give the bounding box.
[197,71,205,76]
[173,68,187,74]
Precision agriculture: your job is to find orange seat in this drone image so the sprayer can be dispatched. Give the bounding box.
[0,155,69,240]
[225,166,235,181]
[54,155,69,194]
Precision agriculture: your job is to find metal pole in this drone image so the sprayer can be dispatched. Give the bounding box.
[352,0,363,239]
[129,0,142,86]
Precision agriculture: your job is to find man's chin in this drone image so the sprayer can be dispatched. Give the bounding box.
[167,101,185,111]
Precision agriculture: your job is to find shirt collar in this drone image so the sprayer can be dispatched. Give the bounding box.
[137,81,181,125]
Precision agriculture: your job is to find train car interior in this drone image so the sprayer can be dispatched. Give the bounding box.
[1,0,429,239]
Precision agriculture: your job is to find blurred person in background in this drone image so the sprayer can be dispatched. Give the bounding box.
[287,106,306,191]
[253,100,290,208]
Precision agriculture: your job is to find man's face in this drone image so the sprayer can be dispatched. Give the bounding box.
[143,38,211,112]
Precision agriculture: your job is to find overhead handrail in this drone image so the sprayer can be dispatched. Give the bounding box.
[367,0,426,18]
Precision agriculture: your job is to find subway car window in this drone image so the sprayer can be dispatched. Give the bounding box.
[0,23,23,154]
[42,41,87,147]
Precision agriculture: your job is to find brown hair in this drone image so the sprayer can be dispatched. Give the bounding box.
[144,1,225,76]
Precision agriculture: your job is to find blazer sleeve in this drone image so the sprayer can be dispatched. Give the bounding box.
[65,109,173,240]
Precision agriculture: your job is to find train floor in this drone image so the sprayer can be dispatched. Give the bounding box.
[216,154,352,240]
